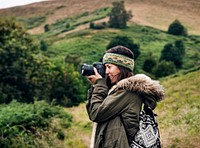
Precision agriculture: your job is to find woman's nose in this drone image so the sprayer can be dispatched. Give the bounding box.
[105,68,109,74]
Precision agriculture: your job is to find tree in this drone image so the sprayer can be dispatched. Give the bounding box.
[109,1,132,29]
[106,35,140,60]
[160,40,185,68]
[49,63,85,107]
[175,39,185,55]
[168,19,188,36]
[0,17,86,106]
[153,60,176,78]
[0,17,39,103]
[65,54,83,71]
[44,24,50,32]
[143,58,157,73]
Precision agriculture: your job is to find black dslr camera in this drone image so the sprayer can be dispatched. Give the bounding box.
[81,62,105,77]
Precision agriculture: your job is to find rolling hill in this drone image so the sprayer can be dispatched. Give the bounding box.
[0,0,199,147]
[0,0,200,35]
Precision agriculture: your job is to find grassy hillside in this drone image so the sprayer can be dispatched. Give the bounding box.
[39,24,200,74]
[65,69,200,148]
[0,0,200,35]
[0,0,200,147]
[157,69,200,148]
[1,0,199,72]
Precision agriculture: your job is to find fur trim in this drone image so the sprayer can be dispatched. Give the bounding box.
[110,74,164,102]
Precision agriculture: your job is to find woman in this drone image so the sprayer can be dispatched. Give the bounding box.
[86,45,164,148]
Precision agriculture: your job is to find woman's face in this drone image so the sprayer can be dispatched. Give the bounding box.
[105,63,120,84]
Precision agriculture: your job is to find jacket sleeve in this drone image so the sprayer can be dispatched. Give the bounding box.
[86,78,135,122]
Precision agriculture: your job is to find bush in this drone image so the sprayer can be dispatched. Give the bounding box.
[168,19,188,36]
[44,24,50,32]
[49,63,86,107]
[143,58,157,73]
[40,40,48,51]
[0,101,72,147]
[153,60,176,78]
[160,40,185,68]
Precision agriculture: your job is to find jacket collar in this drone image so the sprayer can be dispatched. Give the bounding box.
[109,74,164,107]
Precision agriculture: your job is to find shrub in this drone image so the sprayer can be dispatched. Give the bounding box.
[44,24,50,32]
[40,40,48,51]
[153,60,176,78]
[49,63,86,107]
[66,23,70,28]
[168,19,188,36]
[143,58,157,73]
[0,101,72,147]
[160,40,185,68]
[89,22,95,28]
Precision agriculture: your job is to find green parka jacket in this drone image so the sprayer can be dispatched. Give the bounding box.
[86,74,164,148]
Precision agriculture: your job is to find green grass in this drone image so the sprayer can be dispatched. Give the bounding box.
[41,7,111,37]
[18,16,46,29]
[25,9,200,147]
[156,69,200,147]
[43,23,200,74]
[63,69,200,148]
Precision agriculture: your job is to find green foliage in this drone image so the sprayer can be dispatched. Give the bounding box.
[0,100,72,147]
[106,35,140,60]
[0,17,87,107]
[49,63,86,107]
[45,23,199,76]
[89,21,107,29]
[109,1,132,29]
[65,54,83,71]
[40,40,48,51]
[153,60,176,77]
[0,17,39,103]
[57,129,65,140]
[18,16,46,29]
[143,56,157,73]
[168,19,188,36]
[160,40,185,68]
[44,24,50,32]
[44,7,111,36]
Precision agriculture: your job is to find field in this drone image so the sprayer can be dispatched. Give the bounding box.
[0,0,200,35]
[0,0,200,147]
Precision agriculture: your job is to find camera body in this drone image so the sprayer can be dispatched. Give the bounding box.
[81,62,105,77]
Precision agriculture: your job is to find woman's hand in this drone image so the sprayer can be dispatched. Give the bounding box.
[87,68,102,84]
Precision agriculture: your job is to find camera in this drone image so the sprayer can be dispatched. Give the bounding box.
[81,62,105,77]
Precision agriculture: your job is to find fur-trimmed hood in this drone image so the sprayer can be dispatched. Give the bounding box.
[109,74,165,109]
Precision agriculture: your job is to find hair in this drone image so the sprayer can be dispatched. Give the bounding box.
[105,45,134,87]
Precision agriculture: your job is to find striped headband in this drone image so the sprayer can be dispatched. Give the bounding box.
[102,53,134,71]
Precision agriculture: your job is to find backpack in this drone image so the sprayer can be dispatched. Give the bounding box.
[130,105,162,148]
